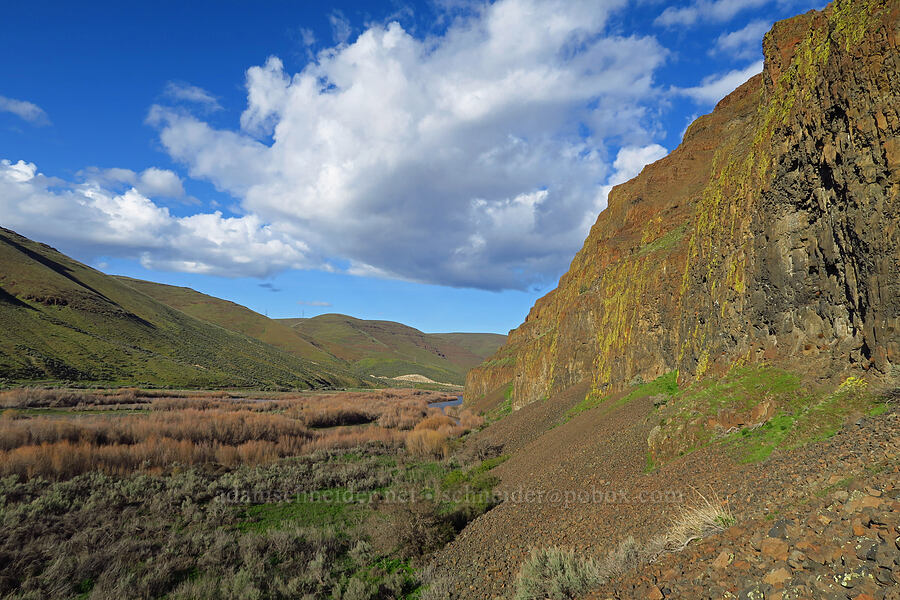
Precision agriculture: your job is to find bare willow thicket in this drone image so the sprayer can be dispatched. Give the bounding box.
[0,388,483,479]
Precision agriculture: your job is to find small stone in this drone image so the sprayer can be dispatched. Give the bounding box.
[646,585,664,600]
[761,537,790,562]
[768,519,791,540]
[874,567,894,585]
[763,567,792,586]
[854,539,878,561]
[849,496,884,512]
[874,543,895,568]
[787,550,806,569]
[713,551,733,569]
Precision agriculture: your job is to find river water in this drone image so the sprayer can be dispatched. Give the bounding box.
[429,395,463,414]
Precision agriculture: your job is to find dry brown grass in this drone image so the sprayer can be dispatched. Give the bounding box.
[458,409,485,429]
[406,429,450,458]
[663,490,735,550]
[0,388,476,479]
[414,414,458,431]
[0,387,144,408]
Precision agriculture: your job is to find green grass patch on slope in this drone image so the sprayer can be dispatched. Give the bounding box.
[482,382,514,423]
[564,371,679,424]
[655,369,888,464]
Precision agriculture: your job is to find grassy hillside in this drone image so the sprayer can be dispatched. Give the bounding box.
[282,314,506,385]
[428,332,508,361]
[116,277,339,365]
[117,281,505,386]
[0,228,366,389]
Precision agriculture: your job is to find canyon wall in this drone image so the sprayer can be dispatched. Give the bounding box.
[466,0,899,407]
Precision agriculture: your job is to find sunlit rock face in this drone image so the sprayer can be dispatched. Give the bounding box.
[467,0,900,408]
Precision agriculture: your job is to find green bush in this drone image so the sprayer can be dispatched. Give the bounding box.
[514,547,603,600]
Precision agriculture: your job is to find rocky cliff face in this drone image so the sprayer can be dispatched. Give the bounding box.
[466,0,900,408]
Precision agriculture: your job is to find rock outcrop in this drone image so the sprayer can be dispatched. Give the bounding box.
[466,0,900,408]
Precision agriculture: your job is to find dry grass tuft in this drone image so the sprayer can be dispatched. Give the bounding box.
[664,489,735,551]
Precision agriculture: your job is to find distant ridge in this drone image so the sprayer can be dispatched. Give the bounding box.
[113,281,505,386]
[281,313,506,385]
[0,227,366,389]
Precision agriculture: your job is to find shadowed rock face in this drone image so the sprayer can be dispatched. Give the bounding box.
[467,0,900,408]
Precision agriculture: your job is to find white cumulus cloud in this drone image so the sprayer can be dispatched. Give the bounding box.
[594,144,668,216]
[78,166,185,198]
[137,167,185,198]
[713,20,770,59]
[0,159,316,277]
[674,60,763,104]
[148,0,669,290]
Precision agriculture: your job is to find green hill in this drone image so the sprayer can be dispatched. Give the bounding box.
[0,228,367,389]
[116,277,340,365]
[282,314,506,385]
[116,282,504,386]
[112,281,505,386]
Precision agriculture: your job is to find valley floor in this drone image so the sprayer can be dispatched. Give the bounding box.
[427,384,899,599]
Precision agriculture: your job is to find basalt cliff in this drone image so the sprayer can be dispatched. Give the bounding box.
[466,0,900,408]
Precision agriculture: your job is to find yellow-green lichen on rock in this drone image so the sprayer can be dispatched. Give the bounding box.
[466,0,900,410]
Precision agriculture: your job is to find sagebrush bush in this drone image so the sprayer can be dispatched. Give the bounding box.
[370,500,454,559]
[514,536,666,599]
[598,536,655,580]
[0,447,443,600]
[514,547,603,600]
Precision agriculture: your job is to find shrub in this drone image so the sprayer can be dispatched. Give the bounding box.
[414,414,457,431]
[467,438,504,462]
[405,429,449,458]
[419,575,453,600]
[597,536,656,580]
[458,409,485,430]
[514,547,603,600]
[378,501,454,559]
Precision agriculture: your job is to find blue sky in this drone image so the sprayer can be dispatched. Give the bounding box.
[0,0,823,334]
